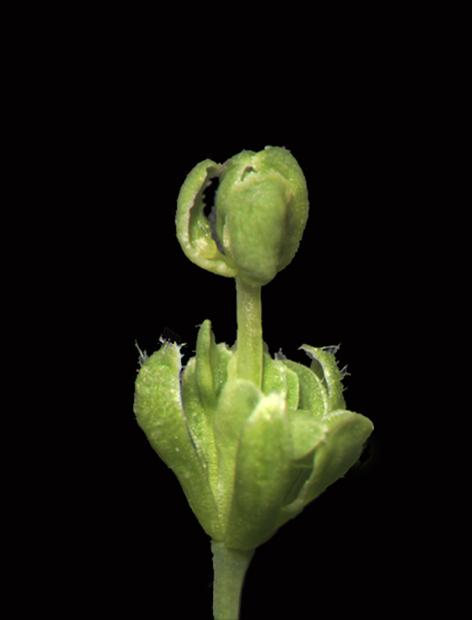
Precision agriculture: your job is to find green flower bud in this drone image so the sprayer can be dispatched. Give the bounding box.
[215,146,309,286]
[176,146,309,286]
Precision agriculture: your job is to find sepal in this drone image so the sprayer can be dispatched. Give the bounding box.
[274,409,373,531]
[300,345,346,411]
[214,379,262,531]
[287,409,327,464]
[133,342,221,539]
[262,350,299,411]
[181,320,233,499]
[302,410,373,505]
[224,392,293,550]
[176,159,237,278]
[281,358,327,417]
[215,147,309,286]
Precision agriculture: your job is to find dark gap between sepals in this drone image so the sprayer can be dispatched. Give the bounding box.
[203,177,226,256]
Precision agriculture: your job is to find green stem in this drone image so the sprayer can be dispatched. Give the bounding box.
[212,541,255,620]
[235,277,263,389]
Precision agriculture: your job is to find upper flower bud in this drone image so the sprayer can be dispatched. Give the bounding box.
[215,146,309,286]
[176,147,309,286]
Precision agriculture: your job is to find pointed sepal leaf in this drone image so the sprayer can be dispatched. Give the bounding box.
[181,320,234,498]
[300,345,346,411]
[224,392,293,550]
[195,319,230,413]
[287,409,328,464]
[282,358,327,417]
[133,342,221,539]
[300,410,373,505]
[176,159,237,278]
[214,379,262,530]
[215,147,309,286]
[261,351,300,411]
[275,410,373,530]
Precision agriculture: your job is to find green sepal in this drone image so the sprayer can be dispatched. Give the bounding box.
[195,319,228,413]
[134,343,221,539]
[176,159,237,278]
[301,410,373,504]
[300,345,346,411]
[278,410,328,509]
[262,349,286,395]
[180,357,219,502]
[275,409,374,530]
[181,320,234,497]
[283,363,300,412]
[214,379,262,531]
[215,147,309,287]
[281,358,327,417]
[287,409,328,464]
[262,351,300,411]
[224,392,293,550]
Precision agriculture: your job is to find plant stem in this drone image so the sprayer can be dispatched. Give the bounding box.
[235,277,263,389]
[211,541,255,620]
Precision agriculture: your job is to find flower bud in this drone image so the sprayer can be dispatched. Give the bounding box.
[176,147,309,286]
[215,146,309,286]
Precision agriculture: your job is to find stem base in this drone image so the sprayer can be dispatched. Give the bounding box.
[211,541,255,620]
